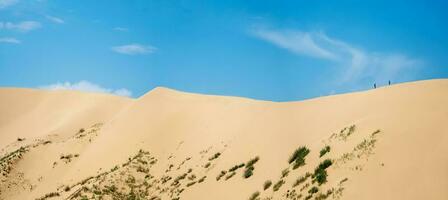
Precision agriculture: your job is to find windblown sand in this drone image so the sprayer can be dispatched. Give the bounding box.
[1,79,447,200]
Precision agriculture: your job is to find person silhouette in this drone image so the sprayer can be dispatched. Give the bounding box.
[374,83,376,89]
[388,80,391,85]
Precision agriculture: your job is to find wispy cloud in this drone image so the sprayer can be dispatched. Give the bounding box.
[45,15,65,24]
[112,44,156,55]
[0,37,21,44]
[39,80,132,97]
[0,21,41,32]
[114,27,129,32]
[0,0,18,9]
[251,27,422,84]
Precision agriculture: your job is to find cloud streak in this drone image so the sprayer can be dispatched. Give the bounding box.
[39,80,132,97]
[112,44,156,55]
[0,0,18,9]
[0,37,21,44]
[251,27,422,84]
[45,15,65,24]
[0,21,41,32]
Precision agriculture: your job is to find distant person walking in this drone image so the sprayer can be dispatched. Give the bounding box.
[374,83,376,89]
[388,80,391,85]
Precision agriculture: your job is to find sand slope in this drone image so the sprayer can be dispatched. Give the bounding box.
[1,79,447,200]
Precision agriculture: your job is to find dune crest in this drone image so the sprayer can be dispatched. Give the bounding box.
[1,79,448,200]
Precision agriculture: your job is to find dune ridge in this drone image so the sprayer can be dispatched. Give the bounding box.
[1,79,448,200]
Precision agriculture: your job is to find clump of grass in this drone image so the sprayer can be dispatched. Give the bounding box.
[198,176,206,183]
[216,170,227,181]
[292,172,312,187]
[209,152,221,161]
[308,186,319,194]
[312,159,333,185]
[272,179,285,192]
[288,146,310,169]
[248,191,260,200]
[263,180,272,190]
[281,168,290,178]
[225,171,236,180]
[229,163,245,172]
[186,181,196,187]
[204,162,211,168]
[243,156,259,179]
[319,146,331,157]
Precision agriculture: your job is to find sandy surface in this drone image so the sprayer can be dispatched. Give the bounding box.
[0,79,447,200]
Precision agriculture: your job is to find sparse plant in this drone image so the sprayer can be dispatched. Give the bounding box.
[273,179,285,192]
[308,186,319,194]
[319,146,331,157]
[225,171,236,180]
[292,172,312,187]
[216,170,227,181]
[186,181,196,187]
[281,168,290,178]
[243,156,259,179]
[263,180,272,190]
[312,159,333,185]
[209,152,221,161]
[248,191,260,200]
[289,146,310,169]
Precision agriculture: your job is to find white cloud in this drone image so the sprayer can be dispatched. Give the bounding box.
[0,21,41,32]
[0,0,18,9]
[114,27,129,32]
[252,29,338,60]
[39,80,133,97]
[111,44,156,55]
[0,37,21,44]
[45,15,65,24]
[251,27,422,84]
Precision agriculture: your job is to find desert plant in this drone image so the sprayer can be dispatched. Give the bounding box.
[209,152,221,161]
[263,180,272,190]
[243,156,259,179]
[319,146,331,157]
[273,179,285,192]
[289,146,310,169]
[308,186,319,194]
[292,172,312,187]
[225,171,236,180]
[313,159,333,185]
[248,191,260,200]
[281,168,290,178]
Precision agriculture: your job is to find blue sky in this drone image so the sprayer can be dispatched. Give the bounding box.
[1,0,447,101]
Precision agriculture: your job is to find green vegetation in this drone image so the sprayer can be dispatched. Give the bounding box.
[319,146,331,157]
[263,180,272,190]
[225,171,236,180]
[243,156,259,179]
[208,152,221,161]
[229,163,245,172]
[288,146,310,169]
[312,159,333,185]
[292,172,312,187]
[248,191,260,200]
[308,186,319,194]
[281,168,290,178]
[198,176,206,183]
[272,179,285,192]
[186,181,196,187]
[216,170,227,181]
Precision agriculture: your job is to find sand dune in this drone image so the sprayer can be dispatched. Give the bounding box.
[1,79,448,200]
